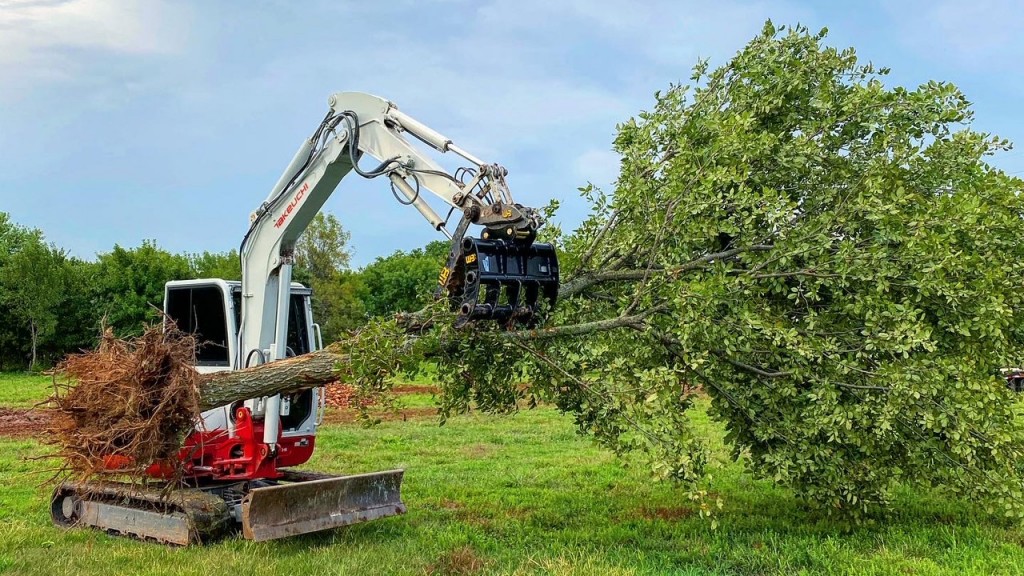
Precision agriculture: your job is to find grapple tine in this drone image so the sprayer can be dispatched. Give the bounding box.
[241,469,406,542]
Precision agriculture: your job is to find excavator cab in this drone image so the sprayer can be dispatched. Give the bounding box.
[162,279,323,440]
[163,280,319,371]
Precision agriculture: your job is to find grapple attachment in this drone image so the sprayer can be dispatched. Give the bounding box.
[443,236,559,327]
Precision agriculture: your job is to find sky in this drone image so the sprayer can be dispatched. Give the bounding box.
[1,0,1023,267]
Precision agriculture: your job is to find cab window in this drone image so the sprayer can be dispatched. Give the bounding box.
[165,286,230,366]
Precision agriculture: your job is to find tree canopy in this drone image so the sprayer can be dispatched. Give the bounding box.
[359,240,449,317]
[382,23,1024,518]
[93,241,193,336]
[0,219,67,370]
[294,212,363,342]
[0,210,369,363]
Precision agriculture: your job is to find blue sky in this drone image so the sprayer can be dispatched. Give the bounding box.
[1,0,1022,267]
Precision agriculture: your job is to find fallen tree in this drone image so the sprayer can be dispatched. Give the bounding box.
[195,349,342,411]
[48,328,367,477]
[416,23,1024,518]
[51,23,1024,518]
[46,300,638,478]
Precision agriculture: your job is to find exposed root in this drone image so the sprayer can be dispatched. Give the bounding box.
[45,326,201,481]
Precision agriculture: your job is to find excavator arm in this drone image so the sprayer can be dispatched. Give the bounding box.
[238,92,558,447]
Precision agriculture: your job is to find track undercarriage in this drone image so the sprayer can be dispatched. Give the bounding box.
[51,469,405,545]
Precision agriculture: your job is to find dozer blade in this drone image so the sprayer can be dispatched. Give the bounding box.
[241,469,406,542]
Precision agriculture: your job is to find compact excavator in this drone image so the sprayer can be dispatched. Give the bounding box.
[50,92,559,544]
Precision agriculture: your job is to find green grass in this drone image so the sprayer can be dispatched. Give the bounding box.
[2,373,1024,575]
[0,372,53,408]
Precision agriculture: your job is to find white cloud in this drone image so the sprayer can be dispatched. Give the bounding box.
[574,148,621,189]
[0,0,817,262]
[0,0,189,91]
[153,0,809,253]
[205,15,638,160]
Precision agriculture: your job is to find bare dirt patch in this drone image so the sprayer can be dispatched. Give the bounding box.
[322,406,438,424]
[393,385,439,395]
[324,383,439,409]
[427,545,486,575]
[636,505,696,522]
[0,407,49,439]
[460,443,496,458]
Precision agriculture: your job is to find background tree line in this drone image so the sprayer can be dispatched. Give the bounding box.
[0,211,446,371]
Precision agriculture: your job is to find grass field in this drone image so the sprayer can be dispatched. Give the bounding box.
[0,373,53,408]
[2,372,1024,575]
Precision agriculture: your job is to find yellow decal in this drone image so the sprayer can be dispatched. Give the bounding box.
[438,267,451,285]
[502,208,513,218]
[465,253,477,264]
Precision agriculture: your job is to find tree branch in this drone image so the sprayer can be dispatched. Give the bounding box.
[562,244,773,298]
[577,209,621,272]
[624,321,793,379]
[747,270,839,280]
[712,351,793,378]
[505,307,663,341]
[510,340,666,446]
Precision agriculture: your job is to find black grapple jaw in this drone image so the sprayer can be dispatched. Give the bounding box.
[437,207,559,329]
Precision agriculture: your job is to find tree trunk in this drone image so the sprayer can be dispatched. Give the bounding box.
[193,310,656,412]
[196,347,348,411]
[29,320,37,372]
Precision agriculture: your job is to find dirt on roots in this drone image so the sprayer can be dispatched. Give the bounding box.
[46,326,201,479]
[324,382,438,409]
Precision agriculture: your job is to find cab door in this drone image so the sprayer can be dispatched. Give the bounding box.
[164,281,236,373]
